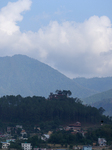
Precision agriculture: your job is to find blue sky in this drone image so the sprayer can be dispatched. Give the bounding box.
[0,0,112,78]
[1,0,112,32]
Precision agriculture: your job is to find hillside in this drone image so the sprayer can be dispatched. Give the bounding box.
[73,77,112,116]
[73,77,112,92]
[0,95,110,125]
[82,89,112,116]
[82,89,112,104]
[93,98,112,116]
[0,55,96,98]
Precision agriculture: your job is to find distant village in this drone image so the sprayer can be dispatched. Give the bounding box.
[0,122,107,150]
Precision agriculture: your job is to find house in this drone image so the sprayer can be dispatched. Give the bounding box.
[98,138,107,146]
[20,129,28,140]
[21,130,27,137]
[48,131,52,136]
[16,125,23,129]
[82,146,92,150]
[41,134,50,141]
[34,126,41,132]
[21,143,32,150]
[33,148,47,150]
[48,90,72,100]
[48,93,57,99]
[7,127,11,133]
[64,121,81,131]
[1,142,10,149]
[6,139,15,143]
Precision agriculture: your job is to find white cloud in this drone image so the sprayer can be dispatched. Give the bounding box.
[0,0,112,78]
[0,0,32,35]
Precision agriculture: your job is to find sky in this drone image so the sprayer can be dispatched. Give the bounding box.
[0,0,112,78]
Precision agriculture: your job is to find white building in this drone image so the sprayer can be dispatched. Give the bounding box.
[1,142,10,149]
[41,134,50,141]
[82,146,92,150]
[98,138,107,146]
[21,143,32,150]
[16,125,23,129]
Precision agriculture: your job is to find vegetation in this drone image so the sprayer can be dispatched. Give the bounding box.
[48,130,85,145]
[93,98,112,116]
[48,125,112,145]
[0,93,111,130]
[8,125,112,148]
[0,91,111,149]
[85,124,112,145]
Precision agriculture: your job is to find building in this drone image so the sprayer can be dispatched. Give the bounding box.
[16,125,23,129]
[21,130,27,137]
[64,121,81,131]
[21,143,32,150]
[6,139,15,143]
[7,127,11,133]
[33,148,46,150]
[98,138,107,146]
[1,142,10,149]
[41,134,50,141]
[82,146,92,150]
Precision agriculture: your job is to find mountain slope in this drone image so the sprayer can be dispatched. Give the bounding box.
[93,98,112,116]
[0,55,96,98]
[83,89,112,104]
[73,77,112,93]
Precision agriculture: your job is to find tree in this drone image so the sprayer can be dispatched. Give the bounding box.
[55,90,72,97]
[69,144,73,149]
[99,107,105,115]
[62,90,72,97]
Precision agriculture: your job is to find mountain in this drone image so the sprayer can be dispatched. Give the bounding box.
[0,54,96,98]
[92,98,112,116]
[73,77,112,93]
[72,77,112,116]
[82,89,112,104]
[82,89,112,116]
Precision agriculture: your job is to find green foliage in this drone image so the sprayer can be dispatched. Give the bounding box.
[48,125,112,145]
[28,135,45,148]
[69,144,73,149]
[48,130,85,145]
[9,141,21,150]
[93,98,112,116]
[0,94,111,128]
[55,90,72,97]
[85,125,112,145]
[0,143,2,149]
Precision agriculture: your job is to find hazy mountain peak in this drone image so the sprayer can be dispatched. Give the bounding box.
[0,54,96,98]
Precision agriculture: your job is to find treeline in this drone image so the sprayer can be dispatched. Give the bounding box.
[0,95,111,126]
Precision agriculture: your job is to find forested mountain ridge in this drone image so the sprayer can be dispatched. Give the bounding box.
[0,55,96,98]
[0,94,112,148]
[73,77,112,116]
[93,98,112,116]
[83,90,112,116]
[0,95,111,126]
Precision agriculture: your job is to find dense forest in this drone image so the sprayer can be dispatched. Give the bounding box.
[0,91,111,129]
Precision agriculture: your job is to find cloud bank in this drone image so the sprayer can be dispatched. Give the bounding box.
[0,0,112,78]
